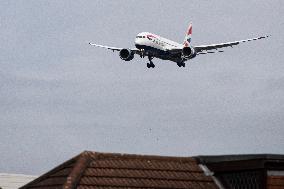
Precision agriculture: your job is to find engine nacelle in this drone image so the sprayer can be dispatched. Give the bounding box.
[182,47,195,58]
[119,49,134,61]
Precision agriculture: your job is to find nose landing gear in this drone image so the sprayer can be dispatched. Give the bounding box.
[139,49,146,58]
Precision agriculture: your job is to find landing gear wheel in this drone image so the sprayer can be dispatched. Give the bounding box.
[147,63,155,68]
[147,56,155,68]
[177,62,185,67]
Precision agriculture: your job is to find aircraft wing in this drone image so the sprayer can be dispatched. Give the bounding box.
[89,43,122,51]
[89,42,139,53]
[194,35,269,53]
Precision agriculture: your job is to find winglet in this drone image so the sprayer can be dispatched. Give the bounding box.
[183,22,192,47]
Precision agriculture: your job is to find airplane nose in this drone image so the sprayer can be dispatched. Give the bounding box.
[135,38,140,44]
[135,39,143,49]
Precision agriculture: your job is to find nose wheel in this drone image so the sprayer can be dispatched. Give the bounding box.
[139,49,146,58]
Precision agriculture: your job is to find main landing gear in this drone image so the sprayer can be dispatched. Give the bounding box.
[147,56,155,68]
[177,61,185,67]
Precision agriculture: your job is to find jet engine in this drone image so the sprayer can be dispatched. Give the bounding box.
[182,47,195,58]
[119,49,134,61]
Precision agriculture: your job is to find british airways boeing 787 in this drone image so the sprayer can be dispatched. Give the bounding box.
[89,23,269,68]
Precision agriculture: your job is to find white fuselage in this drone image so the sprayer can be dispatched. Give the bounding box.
[134,32,184,62]
[135,32,183,52]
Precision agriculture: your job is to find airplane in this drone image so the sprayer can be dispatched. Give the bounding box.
[89,23,269,68]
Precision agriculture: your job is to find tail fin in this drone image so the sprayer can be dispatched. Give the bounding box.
[183,22,192,47]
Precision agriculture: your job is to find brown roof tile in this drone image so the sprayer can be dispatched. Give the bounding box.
[267,176,284,189]
[20,151,218,189]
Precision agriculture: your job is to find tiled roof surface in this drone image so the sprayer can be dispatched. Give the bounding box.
[267,176,284,189]
[20,157,77,189]
[20,151,218,189]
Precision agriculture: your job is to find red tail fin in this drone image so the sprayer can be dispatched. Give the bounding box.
[183,23,192,47]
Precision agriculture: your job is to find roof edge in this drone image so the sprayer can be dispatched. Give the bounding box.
[19,153,81,189]
[196,154,284,164]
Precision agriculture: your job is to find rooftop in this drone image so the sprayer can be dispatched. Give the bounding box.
[20,151,218,189]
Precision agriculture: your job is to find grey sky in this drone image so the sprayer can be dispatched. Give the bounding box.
[0,0,284,175]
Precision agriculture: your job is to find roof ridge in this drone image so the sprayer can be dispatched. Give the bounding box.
[81,151,196,162]
[63,152,92,189]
